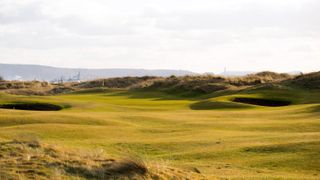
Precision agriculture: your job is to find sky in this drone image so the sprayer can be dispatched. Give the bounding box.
[0,0,319,73]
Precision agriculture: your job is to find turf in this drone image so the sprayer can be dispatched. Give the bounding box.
[0,86,319,179]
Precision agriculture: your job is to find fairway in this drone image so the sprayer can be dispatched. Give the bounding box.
[0,87,319,179]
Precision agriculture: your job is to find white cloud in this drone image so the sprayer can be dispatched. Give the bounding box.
[0,0,319,73]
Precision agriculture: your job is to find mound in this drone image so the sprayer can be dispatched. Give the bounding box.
[76,76,159,89]
[228,71,292,86]
[289,71,320,89]
[0,102,63,111]
[0,81,51,90]
[254,71,291,79]
[48,86,75,94]
[0,81,55,95]
[147,75,229,95]
[0,140,205,179]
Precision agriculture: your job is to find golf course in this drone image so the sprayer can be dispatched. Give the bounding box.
[0,73,319,179]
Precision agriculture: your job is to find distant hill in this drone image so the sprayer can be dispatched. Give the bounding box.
[0,63,195,81]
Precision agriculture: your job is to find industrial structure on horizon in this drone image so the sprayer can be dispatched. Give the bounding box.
[51,72,81,84]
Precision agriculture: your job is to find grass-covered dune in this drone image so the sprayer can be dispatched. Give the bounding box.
[0,72,319,179]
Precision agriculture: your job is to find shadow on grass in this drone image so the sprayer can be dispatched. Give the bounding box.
[62,158,147,179]
[102,88,241,102]
[103,89,203,101]
[307,105,320,113]
[190,100,252,110]
[242,141,320,154]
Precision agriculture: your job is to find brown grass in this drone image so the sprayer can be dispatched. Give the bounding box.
[75,76,160,89]
[227,71,292,86]
[0,139,204,179]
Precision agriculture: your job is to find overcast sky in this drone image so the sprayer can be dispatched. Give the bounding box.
[0,0,319,73]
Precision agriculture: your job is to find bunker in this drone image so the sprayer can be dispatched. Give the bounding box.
[233,97,291,107]
[0,102,63,111]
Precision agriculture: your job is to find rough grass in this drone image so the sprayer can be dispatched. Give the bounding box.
[288,71,320,89]
[190,100,252,110]
[0,139,203,179]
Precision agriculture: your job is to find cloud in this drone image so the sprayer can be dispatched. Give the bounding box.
[53,16,136,36]
[152,1,320,32]
[0,1,45,24]
[0,0,319,72]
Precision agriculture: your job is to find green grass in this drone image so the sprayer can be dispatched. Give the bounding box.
[0,86,319,179]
